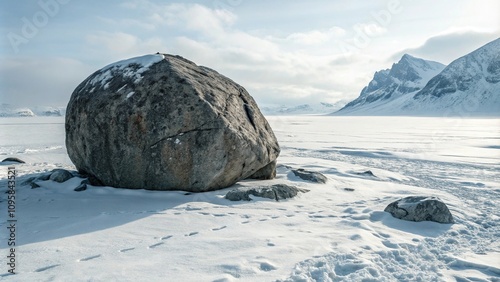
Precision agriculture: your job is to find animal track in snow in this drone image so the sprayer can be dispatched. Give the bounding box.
[186,231,199,236]
[119,247,135,253]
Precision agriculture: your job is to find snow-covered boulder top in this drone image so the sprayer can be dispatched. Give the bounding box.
[384,196,454,224]
[86,54,165,90]
[66,53,280,192]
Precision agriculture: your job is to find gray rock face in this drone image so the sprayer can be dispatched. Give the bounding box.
[225,184,309,201]
[291,169,327,183]
[49,169,73,183]
[384,196,454,224]
[74,183,87,192]
[66,54,280,192]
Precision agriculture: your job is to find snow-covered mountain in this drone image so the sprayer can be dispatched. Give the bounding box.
[261,101,347,116]
[335,54,446,115]
[0,104,65,117]
[407,38,500,116]
[335,38,500,116]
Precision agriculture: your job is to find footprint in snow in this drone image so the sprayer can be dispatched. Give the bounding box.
[78,254,101,262]
[259,262,277,272]
[34,264,60,272]
[212,226,227,231]
[119,247,135,253]
[382,240,399,249]
[349,234,362,241]
[161,235,173,240]
[185,231,199,236]
[148,242,164,249]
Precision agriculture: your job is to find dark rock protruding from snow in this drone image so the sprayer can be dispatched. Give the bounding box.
[384,196,454,224]
[225,184,309,201]
[1,157,25,164]
[291,168,327,183]
[66,54,280,192]
[74,183,87,192]
[49,169,74,183]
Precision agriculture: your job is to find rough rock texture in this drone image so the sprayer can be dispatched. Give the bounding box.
[225,184,309,201]
[66,54,280,192]
[384,196,454,224]
[49,169,74,183]
[291,169,327,183]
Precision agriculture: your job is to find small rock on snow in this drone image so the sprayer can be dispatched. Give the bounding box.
[225,184,309,201]
[384,196,454,224]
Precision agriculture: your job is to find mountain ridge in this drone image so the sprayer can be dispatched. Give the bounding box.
[0,104,65,117]
[335,38,500,116]
[336,53,445,114]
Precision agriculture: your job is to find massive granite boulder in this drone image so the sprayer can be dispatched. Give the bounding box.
[66,54,280,192]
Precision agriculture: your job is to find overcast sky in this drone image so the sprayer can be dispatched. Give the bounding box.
[1,0,499,107]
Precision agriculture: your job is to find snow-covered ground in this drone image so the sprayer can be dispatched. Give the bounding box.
[0,116,499,281]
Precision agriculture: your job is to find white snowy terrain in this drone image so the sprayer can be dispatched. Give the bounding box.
[261,102,347,116]
[1,116,499,281]
[336,38,500,116]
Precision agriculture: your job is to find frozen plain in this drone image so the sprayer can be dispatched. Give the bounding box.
[0,116,499,281]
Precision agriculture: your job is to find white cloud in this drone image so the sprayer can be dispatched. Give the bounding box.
[390,30,500,64]
[97,17,156,31]
[354,23,387,36]
[85,32,166,62]
[75,2,384,106]
[287,30,330,45]
[149,3,237,36]
[285,27,346,45]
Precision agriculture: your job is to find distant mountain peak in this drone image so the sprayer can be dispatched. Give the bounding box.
[414,38,500,99]
[339,54,445,111]
[0,104,65,117]
[261,101,347,116]
[335,38,500,116]
[401,53,415,60]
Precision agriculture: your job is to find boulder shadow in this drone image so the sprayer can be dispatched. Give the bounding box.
[369,211,452,238]
[0,172,243,246]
